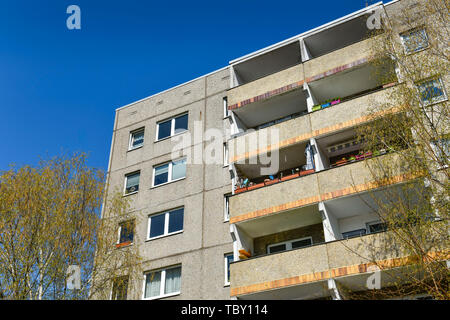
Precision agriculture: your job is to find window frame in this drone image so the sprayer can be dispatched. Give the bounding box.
[223,97,230,118]
[147,207,184,241]
[267,236,313,254]
[155,112,189,142]
[366,220,387,234]
[152,158,187,188]
[111,276,129,300]
[128,127,145,151]
[224,253,233,287]
[123,171,140,195]
[142,265,182,300]
[400,27,429,55]
[224,193,231,222]
[117,220,135,245]
[417,77,448,106]
[223,142,229,167]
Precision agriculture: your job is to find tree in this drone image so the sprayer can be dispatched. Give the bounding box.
[0,153,142,300]
[339,0,449,299]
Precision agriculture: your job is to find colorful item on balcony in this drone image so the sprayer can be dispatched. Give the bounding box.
[312,105,321,112]
[330,98,341,105]
[321,102,331,108]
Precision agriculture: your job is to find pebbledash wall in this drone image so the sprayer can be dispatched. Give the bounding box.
[103,0,435,300]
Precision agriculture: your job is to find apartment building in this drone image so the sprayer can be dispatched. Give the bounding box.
[104,0,448,300]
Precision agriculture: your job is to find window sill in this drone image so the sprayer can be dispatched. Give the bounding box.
[151,177,186,189]
[123,191,138,197]
[154,130,188,143]
[143,292,181,300]
[116,242,133,249]
[423,97,448,107]
[127,145,144,152]
[145,230,183,242]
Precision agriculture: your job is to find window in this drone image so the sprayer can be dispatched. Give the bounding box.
[267,237,313,254]
[400,28,429,54]
[223,97,229,118]
[148,208,184,240]
[153,158,186,186]
[124,172,140,195]
[431,138,449,165]
[111,276,128,300]
[143,265,181,299]
[156,113,188,141]
[224,253,233,286]
[223,143,229,166]
[129,128,144,150]
[366,221,387,234]
[418,78,447,105]
[342,229,366,239]
[224,194,231,222]
[118,220,134,244]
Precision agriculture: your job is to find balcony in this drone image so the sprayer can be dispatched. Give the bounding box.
[304,35,380,82]
[230,231,410,299]
[229,152,406,224]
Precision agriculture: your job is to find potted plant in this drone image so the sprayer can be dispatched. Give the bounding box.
[334,157,347,166]
[331,97,341,105]
[348,155,356,162]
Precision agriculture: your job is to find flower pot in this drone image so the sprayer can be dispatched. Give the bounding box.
[312,105,321,112]
[248,182,264,191]
[116,241,132,249]
[331,99,341,105]
[321,103,331,108]
[264,179,279,186]
[334,159,347,166]
[235,187,247,194]
[300,169,315,176]
[281,173,300,181]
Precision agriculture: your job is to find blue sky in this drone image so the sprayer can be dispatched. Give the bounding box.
[0,0,372,171]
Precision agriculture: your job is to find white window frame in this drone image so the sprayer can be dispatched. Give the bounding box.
[110,276,129,300]
[400,27,429,55]
[223,142,229,167]
[224,253,233,286]
[142,265,182,300]
[128,127,145,151]
[267,236,313,254]
[123,171,140,195]
[223,97,229,118]
[224,193,231,222]
[155,112,188,142]
[147,207,184,241]
[152,158,187,188]
[417,77,448,106]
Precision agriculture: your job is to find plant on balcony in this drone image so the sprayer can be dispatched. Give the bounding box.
[312,104,321,112]
[331,97,341,105]
[348,155,356,162]
[334,157,348,166]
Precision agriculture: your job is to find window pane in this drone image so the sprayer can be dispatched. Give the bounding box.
[342,229,366,239]
[131,130,144,148]
[268,244,286,254]
[164,267,181,294]
[291,238,312,249]
[368,222,387,234]
[145,271,161,298]
[125,173,140,193]
[149,214,165,238]
[402,29,428,53]
[119,221,134,243]
[226,254,233,283]
[172,159,186,180]
[174,114,188,134]
[112,277,128,300]
[158,120,172,140]
[168,208,184,233]
[154,164,169,186]
[419,79,445,104]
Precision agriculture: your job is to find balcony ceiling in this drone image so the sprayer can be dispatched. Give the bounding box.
[233,41,301,84]
[235,141,308,179]
[238,204,322,238]
[303,14,370,58]
[234,88,307,129]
